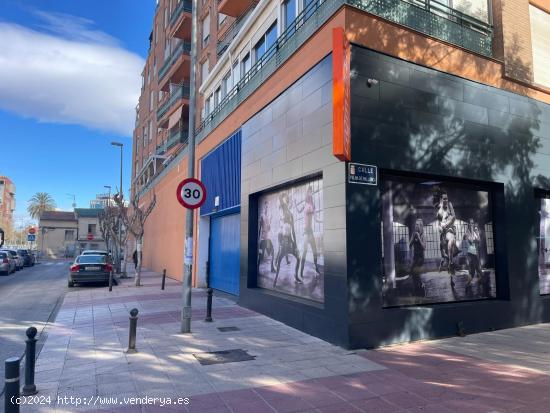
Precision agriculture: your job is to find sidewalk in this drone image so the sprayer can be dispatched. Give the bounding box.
[27,268,550,412]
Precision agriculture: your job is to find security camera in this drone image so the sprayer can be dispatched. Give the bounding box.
[367,78,379,88]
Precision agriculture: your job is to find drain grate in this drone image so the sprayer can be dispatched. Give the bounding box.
[217,326,240,332]
[193,349,256,365]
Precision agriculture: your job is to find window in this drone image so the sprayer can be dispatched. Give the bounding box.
[218,12,227,27]
[380,174,497,307]
[164,7,169,28]
[141,73,145,89]
[283,0,297,33]
[202,14,210,47]
[88,224,97,235]
[254,22,278,63]
[214,86,222,107]
[241,53,251,79]
[142,126,147,147]
[201,60,209,85]
[164,38,170,60]
[222,71,231,97]
[537,195,550,294]
[530,5,550,87]
[149,90,154,111]
[64,230,74,241]
[205,94,213,116]
[153,56,157,75]
[232,60,240,88]
[149,120,153,142]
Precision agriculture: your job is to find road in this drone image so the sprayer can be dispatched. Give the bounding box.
[0,260,70,385]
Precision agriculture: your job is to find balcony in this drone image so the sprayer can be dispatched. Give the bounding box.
[197,0,492,141]
[217,4,256,57]
[156,83,190,122]
[170,0,192,27]
[155,128,189,155]
[170,0,192,39]
[158,41,191,82]
[348,0,492,54]
[218,0,257,17]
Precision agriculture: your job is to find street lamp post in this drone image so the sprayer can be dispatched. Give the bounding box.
[181,0,198,334]
[104,185,112,253]
[111,142,124,275]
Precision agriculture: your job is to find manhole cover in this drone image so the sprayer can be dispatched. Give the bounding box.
[193,349,256,365]
[217,326,240,332]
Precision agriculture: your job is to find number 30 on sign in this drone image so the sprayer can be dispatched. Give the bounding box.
[176,178,207,209]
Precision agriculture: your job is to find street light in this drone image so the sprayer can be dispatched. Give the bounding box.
[66,193,76,209]
[111,141,124,275]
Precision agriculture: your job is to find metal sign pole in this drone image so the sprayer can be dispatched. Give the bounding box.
[181,0,198,334]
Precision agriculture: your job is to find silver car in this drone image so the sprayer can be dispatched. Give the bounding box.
[0,251,16,274]
[1,249,24,270]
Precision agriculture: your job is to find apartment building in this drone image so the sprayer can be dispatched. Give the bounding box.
[133,0,550,348]
[0,176,16,246]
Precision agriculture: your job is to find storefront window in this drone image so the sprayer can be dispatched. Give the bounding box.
[538,197,550,294]
[380,175,497,307]
[256,176,324,303]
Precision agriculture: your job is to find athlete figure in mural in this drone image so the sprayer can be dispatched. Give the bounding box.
[436,191,459,287]
[295,186,321,280]
[273,192,301,286]
[464,218,482,287]
[408,218,426,296]
[258,201,276,273]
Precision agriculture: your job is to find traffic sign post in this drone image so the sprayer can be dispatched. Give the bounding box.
[176,178,206,210]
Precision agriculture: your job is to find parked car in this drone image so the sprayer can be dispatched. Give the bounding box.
[0,251,16,275]
[17,249,35,267]
[1,249,23,270]
[68,254,113,287]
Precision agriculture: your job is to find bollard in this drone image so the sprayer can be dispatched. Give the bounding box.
[126,308,139,354]
[205,288,213,322]
[161,269,166,290]
[22,327,38,396]
[4,357,20,413]
[109,271,113,292]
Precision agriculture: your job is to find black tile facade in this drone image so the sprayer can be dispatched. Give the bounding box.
[348,45,550,348]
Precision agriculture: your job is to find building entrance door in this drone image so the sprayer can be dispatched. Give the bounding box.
[209,213,240,295]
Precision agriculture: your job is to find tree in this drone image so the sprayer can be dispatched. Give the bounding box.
[27,193,56,220]
[98,204,129,275]
[114,192,156,286]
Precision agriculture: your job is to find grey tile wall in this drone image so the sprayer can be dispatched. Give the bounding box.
[239,55,350,346]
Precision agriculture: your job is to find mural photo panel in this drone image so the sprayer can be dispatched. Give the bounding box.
[381,176,497,307]
[538,198,550,295]
[256,177,324,303]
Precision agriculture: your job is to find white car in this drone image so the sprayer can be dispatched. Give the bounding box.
[0,249,24,270]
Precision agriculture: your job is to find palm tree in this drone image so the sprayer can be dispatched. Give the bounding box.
[27,192,57,219]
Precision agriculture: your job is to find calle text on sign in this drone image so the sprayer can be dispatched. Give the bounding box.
[332,27,351,162]
[348,163,378,186]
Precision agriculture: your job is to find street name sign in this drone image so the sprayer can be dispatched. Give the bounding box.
[176,178,207,210]
[348,163,378,185]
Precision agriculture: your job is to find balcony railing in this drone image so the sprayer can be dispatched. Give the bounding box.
[196,0,492,141]
[170,0,192,27]
[217,3,257,57]
[156,84,190,120]
[156,128,189,155]
[158,41,192,81]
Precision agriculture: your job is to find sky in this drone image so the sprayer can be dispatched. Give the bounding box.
[0,0,156,226]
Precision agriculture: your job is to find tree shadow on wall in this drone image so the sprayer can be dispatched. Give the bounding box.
[345,13,550,347]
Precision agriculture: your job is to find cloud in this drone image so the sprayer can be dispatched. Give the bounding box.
[0,12,144,136]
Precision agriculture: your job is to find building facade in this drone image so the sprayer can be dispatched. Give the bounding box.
[133,0,550,348]
[0,176,16,245]
[39,209,106,258]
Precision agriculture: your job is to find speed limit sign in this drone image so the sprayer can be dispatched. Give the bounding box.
[176,178,207,209]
